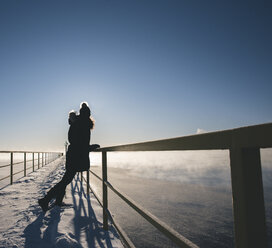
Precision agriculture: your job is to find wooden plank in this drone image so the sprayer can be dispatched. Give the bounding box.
[24,152,26,176]
[32,153,34,172]
[230,147,267,248]
[0,151,63,154]
[10,152,13,185]
[0,174,10,182]
[89,169,103,182]
[104,180,199,248]
[99,131,231,151]
[38,153,40,169]
[88,183,103,208]
[105,208,136,248]
[96,122,272,152]
[0,164,10,168]
[102,151,108,230]
[87,182,136,248]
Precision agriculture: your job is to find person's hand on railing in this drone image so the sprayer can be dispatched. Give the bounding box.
[89,144,100,151]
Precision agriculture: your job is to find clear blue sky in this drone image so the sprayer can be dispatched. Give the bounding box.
[0,0,271,151]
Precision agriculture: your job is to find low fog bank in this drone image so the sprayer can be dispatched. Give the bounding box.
[90,149,272,187]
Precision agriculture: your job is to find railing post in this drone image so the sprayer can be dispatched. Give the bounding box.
[42,153,44,167]
[32,152,34,172]
[102,151,108,230]
[24,152,26,176]
[87,170,90,195]
[38,153,40,169]
[230,147,267,248]
[10,152,13,185]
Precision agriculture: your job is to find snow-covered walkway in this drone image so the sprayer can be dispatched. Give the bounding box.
[0,157,123,248]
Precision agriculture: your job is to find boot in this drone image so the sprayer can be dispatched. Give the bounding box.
[38,197,50,212]
[38,186,57,212]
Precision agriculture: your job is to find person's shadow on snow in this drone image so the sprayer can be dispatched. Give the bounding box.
[71,173,119,248]
[23,173,119,248]
[23,206,63,248]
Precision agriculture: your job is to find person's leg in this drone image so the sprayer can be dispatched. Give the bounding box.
[55,169,77,206]
[38,169,76,211]
[55,190,66,206]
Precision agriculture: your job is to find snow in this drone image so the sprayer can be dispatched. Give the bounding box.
[0,157,124,248]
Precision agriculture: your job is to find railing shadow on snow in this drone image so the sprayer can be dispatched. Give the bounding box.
[23,173,119,248]
[70,173,120,248]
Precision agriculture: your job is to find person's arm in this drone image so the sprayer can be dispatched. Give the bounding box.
[89,144,100,151]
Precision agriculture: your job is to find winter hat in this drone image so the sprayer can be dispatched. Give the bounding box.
[79,102,91,117]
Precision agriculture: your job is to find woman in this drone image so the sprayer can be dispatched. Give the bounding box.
[38,102,95,212]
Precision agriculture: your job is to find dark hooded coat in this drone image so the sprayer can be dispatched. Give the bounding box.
[66,115,92,172]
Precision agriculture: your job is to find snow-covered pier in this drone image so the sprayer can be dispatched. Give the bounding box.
[0,157,123,248]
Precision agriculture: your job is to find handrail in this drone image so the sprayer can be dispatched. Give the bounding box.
[0,151,63,185]
[0,158,41,168]
[96,122,272,151]
[0,164,10,168]
[88,168,198,248]
[104,180,198,248]
[84,122,272,248]
[82,175,103,208]
[89,169,103,181]
[82,173,136,248]
[12,166,33,177]
[0,175,10,181]
[0,150,63,153]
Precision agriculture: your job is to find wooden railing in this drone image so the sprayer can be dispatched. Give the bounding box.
[0,151,63,185]
[81,122,272,248]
